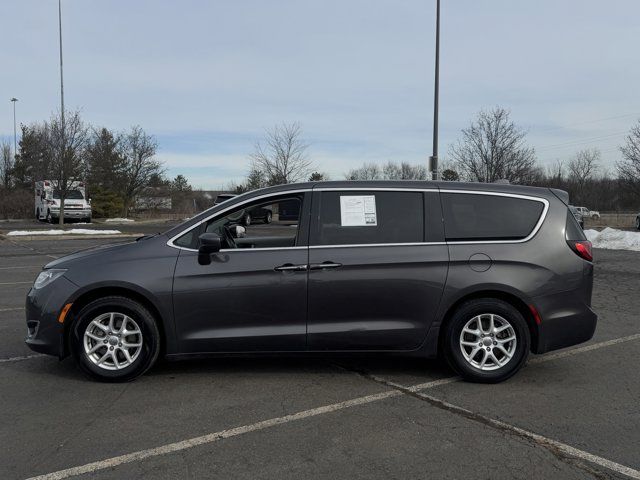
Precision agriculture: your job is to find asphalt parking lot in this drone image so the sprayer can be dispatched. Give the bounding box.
[1,236,639,480]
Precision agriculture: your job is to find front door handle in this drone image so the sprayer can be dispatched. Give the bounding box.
[274,263,308,272]
[309,261,343,270]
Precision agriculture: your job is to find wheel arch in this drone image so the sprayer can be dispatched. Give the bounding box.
[436,289,539,355]
[63,285,169,359]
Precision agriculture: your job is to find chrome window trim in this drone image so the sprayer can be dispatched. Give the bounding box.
[166,189,311,251]
[309,242,445,249]
[315,187,438,192]
[167,186,550,251]
[439,190,549,245]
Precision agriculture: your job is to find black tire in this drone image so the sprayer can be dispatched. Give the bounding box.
[443,298,530,383]
[70,296,161,382]
[636,217,640,231]
[46,210,53,223]
[265,211,272,224]
[243,213,251,226]
[36,208,40,220]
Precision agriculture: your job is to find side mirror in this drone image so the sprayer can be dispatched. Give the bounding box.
[198,233,222,265]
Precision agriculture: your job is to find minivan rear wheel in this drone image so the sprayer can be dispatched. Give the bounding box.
[70,296,161,382]
[443,298,530,383]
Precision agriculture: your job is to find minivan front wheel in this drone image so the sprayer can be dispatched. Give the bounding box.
[70,296,160,382]
[444,299,530,383]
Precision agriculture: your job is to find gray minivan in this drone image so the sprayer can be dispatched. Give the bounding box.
[25,181,597,383]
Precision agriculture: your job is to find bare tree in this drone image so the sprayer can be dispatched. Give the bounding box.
[449,107,537,184]
[618,120,640,200]
[346,161,427,181]
[47,110,89,224]
[567,148,599,181]
[567,148,600,204]
[547,159,565,181]
[119,126,163,216]
[1,141,12,189]
[346,162,381,180]
[250,123,312,185]
[382,161,428,180]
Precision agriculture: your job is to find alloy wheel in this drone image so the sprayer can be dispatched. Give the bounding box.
[459,313,517,371]
[83,312,143,371]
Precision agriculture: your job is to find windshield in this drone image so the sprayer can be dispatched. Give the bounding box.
[53,189,84,200]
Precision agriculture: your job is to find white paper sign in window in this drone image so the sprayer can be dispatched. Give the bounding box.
[340,195,377,226]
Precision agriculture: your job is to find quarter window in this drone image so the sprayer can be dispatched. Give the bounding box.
[312,191,424,246]
[441,193,545,241]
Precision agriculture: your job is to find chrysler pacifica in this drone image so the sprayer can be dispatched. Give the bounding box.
[25,181,597,383]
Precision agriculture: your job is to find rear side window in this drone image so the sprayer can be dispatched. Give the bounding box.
[565,209,587,241]
[312,191,424,245]
[441,193,545,241]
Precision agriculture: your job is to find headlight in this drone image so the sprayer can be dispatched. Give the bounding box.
[33,269,66,289]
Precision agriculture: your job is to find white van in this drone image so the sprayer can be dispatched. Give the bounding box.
[35,180,92,223]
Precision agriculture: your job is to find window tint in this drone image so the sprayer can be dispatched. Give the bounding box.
[53,189,84,200]
[565,209,586,241]
[441,193,544,241]
[174,228,196,248]
[204,196,302,249]
[312,191,424,245]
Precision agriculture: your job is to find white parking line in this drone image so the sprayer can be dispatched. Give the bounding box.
[21,333,640,480]
[410,388,640,480]
[0,354,45,364]
[23,388,405,480]
[530,333,640,364]
[0,307,25,312]
[0,281,33,286]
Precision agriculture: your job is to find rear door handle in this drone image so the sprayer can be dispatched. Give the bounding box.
[274,263,308,272]
[309,261,343,270]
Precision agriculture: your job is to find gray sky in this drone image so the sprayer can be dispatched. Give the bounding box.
[2,0,639,188]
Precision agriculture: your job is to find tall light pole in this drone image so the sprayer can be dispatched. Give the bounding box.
[10,98,18,158]
[429,0,440,181]
[58,0,65,124]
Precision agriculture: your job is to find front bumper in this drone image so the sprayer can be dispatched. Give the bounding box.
[50,209,91,219]
[25,276,78,357]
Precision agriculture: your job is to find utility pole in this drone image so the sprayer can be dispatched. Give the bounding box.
[429,0,440,181]
[58,0,65,125]
[10,98,18,158]
[58,0,66,225]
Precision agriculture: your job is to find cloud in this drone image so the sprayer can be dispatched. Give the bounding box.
[1,0,639,187]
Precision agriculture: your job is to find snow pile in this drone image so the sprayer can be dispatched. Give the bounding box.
[105,218,134,223]
[7,229,122,236]
[584,228,640,252]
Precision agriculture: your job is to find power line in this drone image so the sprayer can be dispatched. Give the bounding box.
[536,131,627,152]
[531,112,640,134]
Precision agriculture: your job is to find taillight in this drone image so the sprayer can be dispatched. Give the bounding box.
[567,240,593,262]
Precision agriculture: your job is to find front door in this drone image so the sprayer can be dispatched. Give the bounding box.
[306,188,448,351]
[172,192,311,353]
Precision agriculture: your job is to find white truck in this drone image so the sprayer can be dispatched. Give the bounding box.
[575,206,600,219]
[35,180,92,223]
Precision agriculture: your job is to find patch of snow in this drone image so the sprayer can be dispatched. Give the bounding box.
[584,228,640,252]
[105,218,134,223]
[7,229,121,236]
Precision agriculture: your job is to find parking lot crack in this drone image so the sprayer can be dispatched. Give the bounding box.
[336,365,632,480]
